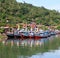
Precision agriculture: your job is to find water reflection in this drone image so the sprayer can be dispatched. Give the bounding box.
[0,35,60,58]
[29,50,60,58]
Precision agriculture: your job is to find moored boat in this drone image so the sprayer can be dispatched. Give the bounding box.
[29,32,34,39]
[7,33,14,39]
[19,31,29,39]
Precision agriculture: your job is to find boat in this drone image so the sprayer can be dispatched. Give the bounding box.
[7,33,14,39]
[7,30,21,39]
[50,31,56,36]
[34,32,48,40]
[34,33,42,40]
[29,32,34,39]
[34,30,51,40]
[6,25,57,40]
[6,30,51,40]
[19,31,29,39]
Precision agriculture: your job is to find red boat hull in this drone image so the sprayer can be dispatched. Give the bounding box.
[34,36,42,40]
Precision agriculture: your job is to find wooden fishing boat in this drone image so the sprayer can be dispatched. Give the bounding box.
[7,33,14,39]
[34,30,51,40]
[50,31,56,36]
[29,32,34,39]
[6,29,57,40]
[7,33,21,39]
[7,30,21,39]
[20,31,29,39]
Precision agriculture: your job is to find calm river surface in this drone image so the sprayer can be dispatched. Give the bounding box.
[0,35,60,58]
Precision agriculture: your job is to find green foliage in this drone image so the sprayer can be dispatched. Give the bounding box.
[57,26,60,30]
[0,28,4,33]
[0,0,60,26]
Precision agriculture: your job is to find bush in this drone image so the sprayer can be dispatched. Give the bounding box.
[0,28,4,33]
[57,26,60,30]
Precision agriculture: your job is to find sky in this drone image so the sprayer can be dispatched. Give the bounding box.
[16,0,60,12]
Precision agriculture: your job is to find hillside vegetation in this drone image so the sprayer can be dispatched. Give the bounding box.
[0,0,60,26]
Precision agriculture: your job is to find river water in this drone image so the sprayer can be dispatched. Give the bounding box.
[0,35,60,58]
[27,50,60,58]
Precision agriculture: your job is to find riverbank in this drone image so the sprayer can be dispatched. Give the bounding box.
[0,33,7,42]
